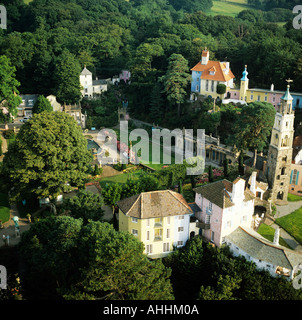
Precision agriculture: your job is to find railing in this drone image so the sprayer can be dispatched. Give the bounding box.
[197,222,210,230]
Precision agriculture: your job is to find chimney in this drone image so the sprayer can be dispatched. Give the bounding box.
[201,48,209,65]
[270,84,274,92]
[250,171,257,195]
[262,160,267,175]
[273,227,280,245]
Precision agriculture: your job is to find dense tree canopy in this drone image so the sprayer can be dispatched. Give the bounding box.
[2,111,92,201]
[0,55,22,127]
[19,217,174,300]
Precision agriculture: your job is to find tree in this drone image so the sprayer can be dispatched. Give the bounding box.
[19,217,174,300]
[2,112,92,202]
[138,174,160,192]
[208,165,214,182]
[223,158,229,178]
[230,102,276,167]
[161,53,191,116]
[216,83,226,98]
[121,179,141,199]
[32,95,53,114]
[101,183,122,213]
[238,151,244,176]
[62,190,104,223]
[0,55,22,129]
[66,221,174,300]
[18,216,83,299]
[54,49,82,104]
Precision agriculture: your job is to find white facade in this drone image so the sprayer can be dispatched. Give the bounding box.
[173,214,191,248]
[80,67,108,98]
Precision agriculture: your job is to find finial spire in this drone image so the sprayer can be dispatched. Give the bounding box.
[286,78,293,88]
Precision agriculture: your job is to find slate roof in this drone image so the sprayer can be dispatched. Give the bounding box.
[191,60,235,82]
[193,179,234,209]
[193,178,255,209]
[117,190,192,219]
[80,67,92,76]
[226,227,302,270]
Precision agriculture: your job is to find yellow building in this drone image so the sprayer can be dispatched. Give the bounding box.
[117,190,198,259]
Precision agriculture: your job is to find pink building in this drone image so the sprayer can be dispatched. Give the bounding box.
[119,70,131,83]
[193,177,255,246]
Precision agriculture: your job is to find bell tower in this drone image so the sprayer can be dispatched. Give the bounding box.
[266,80,295,204]
[239,65,249,102]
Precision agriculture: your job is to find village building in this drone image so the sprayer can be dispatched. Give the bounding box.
[225,226,302,281]
[289,135,302,196]
[192,177,255,247]
[18,94,62,117]
[225,65,302,110]
[190,49,235,101]
[79,66,109,98]
[117,190,199,259]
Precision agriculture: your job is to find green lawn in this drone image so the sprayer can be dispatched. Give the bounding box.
[0,193,10,224]
[275,207,302,244]
[99,169,144,187]
[207,0,251,17]
[257,223,292,249]
[287,193,302,202]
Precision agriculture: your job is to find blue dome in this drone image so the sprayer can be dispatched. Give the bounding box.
[241,66,248,81]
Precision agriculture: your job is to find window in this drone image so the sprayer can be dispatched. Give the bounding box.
[257,95,260,101]
[146,219,150,227]
[167,216,170,225]
[178,227,184,232]
[166,229,170,238]
[154,229,163,241]
[177,241,183,247]
[146,231,150,241]
[206,214,211,224]
[178,215,184,220]
[211,80,214,92]
[209,201,212,211]
[250,95,253,100]
[154,217,162,227]
[163,243,170,252]
[206,80,209,91]
[211,231,215,242]
[146,244,153,254]
[265,96,267,102]
[132,217,138,223]
[132,229,138,236]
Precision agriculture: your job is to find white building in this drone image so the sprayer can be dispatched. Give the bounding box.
[225,226,302,280]
[79,66,109,98]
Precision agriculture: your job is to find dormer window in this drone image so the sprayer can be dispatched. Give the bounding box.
[209,66,216,76]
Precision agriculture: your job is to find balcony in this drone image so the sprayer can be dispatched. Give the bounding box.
[154,236,163,241]
[197,222,210,230]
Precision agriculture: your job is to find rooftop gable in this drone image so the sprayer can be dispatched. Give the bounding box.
[191,60,234,82]
[117,190,192,219]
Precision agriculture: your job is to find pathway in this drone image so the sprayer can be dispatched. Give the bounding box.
[265,201,302,252]
[0,203,30,248]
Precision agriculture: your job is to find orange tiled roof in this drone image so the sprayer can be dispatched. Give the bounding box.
[191,60,235,82]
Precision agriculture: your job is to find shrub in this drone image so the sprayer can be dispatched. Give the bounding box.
[3,129,15,140]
